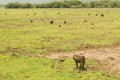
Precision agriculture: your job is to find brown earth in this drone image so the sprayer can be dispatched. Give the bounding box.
[30,47,120,75]
[45,47,120,75]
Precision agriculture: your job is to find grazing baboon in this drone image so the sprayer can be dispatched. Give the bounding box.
[73,54,85,69]
[84,20,87,22]
[41,19,43,21]
[27,13,29,16]
[95,14,98,16]
[64,21,67,24]
[11,53,19,58]
[91,23,94,25]
[34,13,36,16]
[101,13,104,17]
[57,12,60,14]
[50,20,54,24]
[30,20,33,23]
[59,25,61,27]
[88,13,90,15]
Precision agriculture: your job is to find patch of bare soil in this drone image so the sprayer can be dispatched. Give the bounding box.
[43,47,120,75]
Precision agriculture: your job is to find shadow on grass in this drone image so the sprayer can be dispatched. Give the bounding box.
[73,67,87,73]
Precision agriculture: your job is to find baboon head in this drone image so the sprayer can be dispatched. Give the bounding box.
[73,54,85,69]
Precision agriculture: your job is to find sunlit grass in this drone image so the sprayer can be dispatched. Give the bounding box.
[0,8,120,54]
[0,8,120,80]
[0,54,120,80]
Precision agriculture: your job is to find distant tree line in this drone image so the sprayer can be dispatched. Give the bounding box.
[0,4,4,7]
[5,0,120,9]
[5,2,33,8]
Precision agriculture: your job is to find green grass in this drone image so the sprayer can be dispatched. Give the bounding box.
[0,8,120,54]
[0,8,120,80]
[0,54,120,80]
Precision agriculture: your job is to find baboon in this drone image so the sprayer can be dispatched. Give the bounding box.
[57,12,60,14]
[11,53,19,58]
[95,14,98,16]
[64,21,67,24]
[50,20,54,24]
[84,20,87,22]
[30,20,33,23]
[27,13,29,16]
[88,13,90,15]
[34,13,36,16]
[73,54,85,69]
[101,13,104,17]
[91,23,94,25]
[59,25,61,27]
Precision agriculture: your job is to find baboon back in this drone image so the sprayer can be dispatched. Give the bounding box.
[73,54,82,63]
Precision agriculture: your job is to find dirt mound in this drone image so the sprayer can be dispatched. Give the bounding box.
[45,47,120,75]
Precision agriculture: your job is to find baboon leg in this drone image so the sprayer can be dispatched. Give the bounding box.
[80,63,82,68]
[83,60,85,68]
[82,56,85,68]
[80,62,84,69]
[75,62,78,68]
[81,62,84,68]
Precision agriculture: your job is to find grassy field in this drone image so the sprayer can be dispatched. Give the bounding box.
[0,54,120,80]
[0,8,120,54]
[0,8,120,80]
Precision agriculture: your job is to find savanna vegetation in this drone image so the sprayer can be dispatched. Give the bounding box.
[0,5,120,80]
[0,8,120,54]
[5,0,120,9]
[1,54,120,80]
